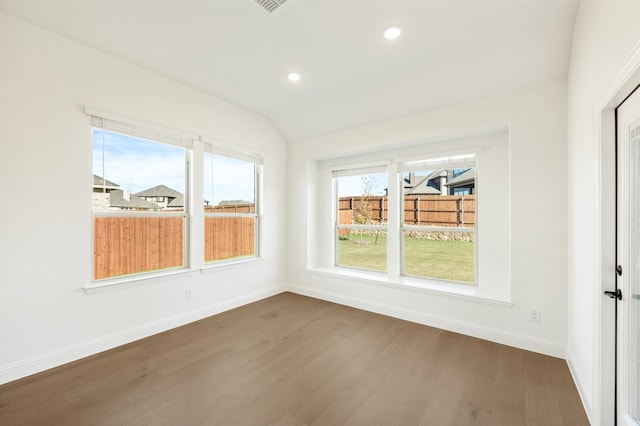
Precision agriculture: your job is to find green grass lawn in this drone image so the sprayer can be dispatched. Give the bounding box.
[338,233,475,283]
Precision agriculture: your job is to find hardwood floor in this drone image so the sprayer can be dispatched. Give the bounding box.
[0,292,588,425]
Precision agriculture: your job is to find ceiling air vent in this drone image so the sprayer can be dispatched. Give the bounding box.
[254,0,287,13]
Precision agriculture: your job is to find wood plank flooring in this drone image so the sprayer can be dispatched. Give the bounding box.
[0,292,589,425]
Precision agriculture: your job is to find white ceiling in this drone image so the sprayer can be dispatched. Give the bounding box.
[0,0,580,142]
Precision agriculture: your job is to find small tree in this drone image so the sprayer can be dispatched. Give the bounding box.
[352,175,377,242]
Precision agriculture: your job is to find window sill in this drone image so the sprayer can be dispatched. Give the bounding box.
[308,267,513,308]
[85,257,265,294]
[200,256,264,273]
[84,268,198,294]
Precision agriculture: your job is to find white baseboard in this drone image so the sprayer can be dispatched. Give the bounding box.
[0,285,287,386]
[566,351,593,424]
[289,283,566,358]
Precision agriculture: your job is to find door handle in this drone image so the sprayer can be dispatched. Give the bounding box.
[604,289,622,300]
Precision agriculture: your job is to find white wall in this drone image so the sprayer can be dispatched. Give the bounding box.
[567,0,640,421]
[288,80,569,357]
[0,12,287,384]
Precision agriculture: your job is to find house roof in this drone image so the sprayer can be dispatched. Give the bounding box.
[167,194,184,208]
[424,170,448,181]
[446,169,475,188]
[218,200,253,206]
[93,175,120,189]
[404,176,442,195]
[109,190,154,209]
[135,185,183,198]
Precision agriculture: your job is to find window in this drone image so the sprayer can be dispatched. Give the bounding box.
[203,147,261,263]
[318,132,509,299]
[332,154,477,285]
[92,124,190,281]
[400,155,476,283]
[334,167,388,272]
[88,111,264,286]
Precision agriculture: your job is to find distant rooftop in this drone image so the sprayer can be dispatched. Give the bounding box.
[218,199,253,206]
[109,189,154,209]
[135,185,183,198]
[93,175,120,189]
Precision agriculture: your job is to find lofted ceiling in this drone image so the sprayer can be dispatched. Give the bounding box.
[0,0,580,142]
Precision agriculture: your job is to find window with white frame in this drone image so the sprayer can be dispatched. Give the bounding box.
[332,154,478,285]
[203,146,261,263]
[90,112,264,285]
[91,117,191,281]
[334,167,388,272]
[400,155,476,284]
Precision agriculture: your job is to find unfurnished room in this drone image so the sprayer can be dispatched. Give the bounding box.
[1,0,639,424]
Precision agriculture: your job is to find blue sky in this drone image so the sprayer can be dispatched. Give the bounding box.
[337,173,388,197]
[204,153,255,205]
[336,170,440,197]
[93,130,255,205]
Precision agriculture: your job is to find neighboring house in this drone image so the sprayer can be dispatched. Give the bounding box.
[446,168,475,195]
[167,194,184,209]
[92,175,154,211]
[108,189,154,210]
[404,172,447,196]
[218,199,252,206]
[213,199,255,213]
[135,185,184,210]
[92,175,120,193]
[92,175,121,210]
[403,169,475,196]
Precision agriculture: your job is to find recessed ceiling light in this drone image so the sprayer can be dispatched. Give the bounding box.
[287,72,301,82]
[383,26,402,40]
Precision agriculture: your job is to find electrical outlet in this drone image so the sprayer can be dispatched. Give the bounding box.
[529,310,541,323]
[184,289,192,301]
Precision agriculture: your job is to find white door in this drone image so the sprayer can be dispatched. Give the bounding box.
[617,87,640,425]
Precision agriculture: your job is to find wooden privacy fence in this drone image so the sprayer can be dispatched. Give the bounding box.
[204,204,256,262]
[94,213,255,280]
[205,203,255,214]
[94,216,184,280]
[403,195,475,227]
[204,216,255,262]
[339,195,475,228]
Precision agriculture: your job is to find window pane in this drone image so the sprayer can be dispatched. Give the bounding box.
[337,172,388,225]
[204,153,255,208]
[403,230,475,283]
[92,129,186,280]
[403,168,475,227]
[92,130,185,212]
[335,172,388,271]
[337,231,387,272]
[204,217,255,262]
[93,216,184,280]
[204,153,258,263]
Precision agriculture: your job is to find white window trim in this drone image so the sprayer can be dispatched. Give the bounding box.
[306,267,512,307]
[334,166,390,272]
[314,131,510,304]
[85,106,197,148]
[202,151,262,265]
[200,255,265,273]
[90,124,192,284]
[399,157,478,284]
[332,157,478,285]
[84,269,199,295]
[85,108,265,292]
[324,151,511,304]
